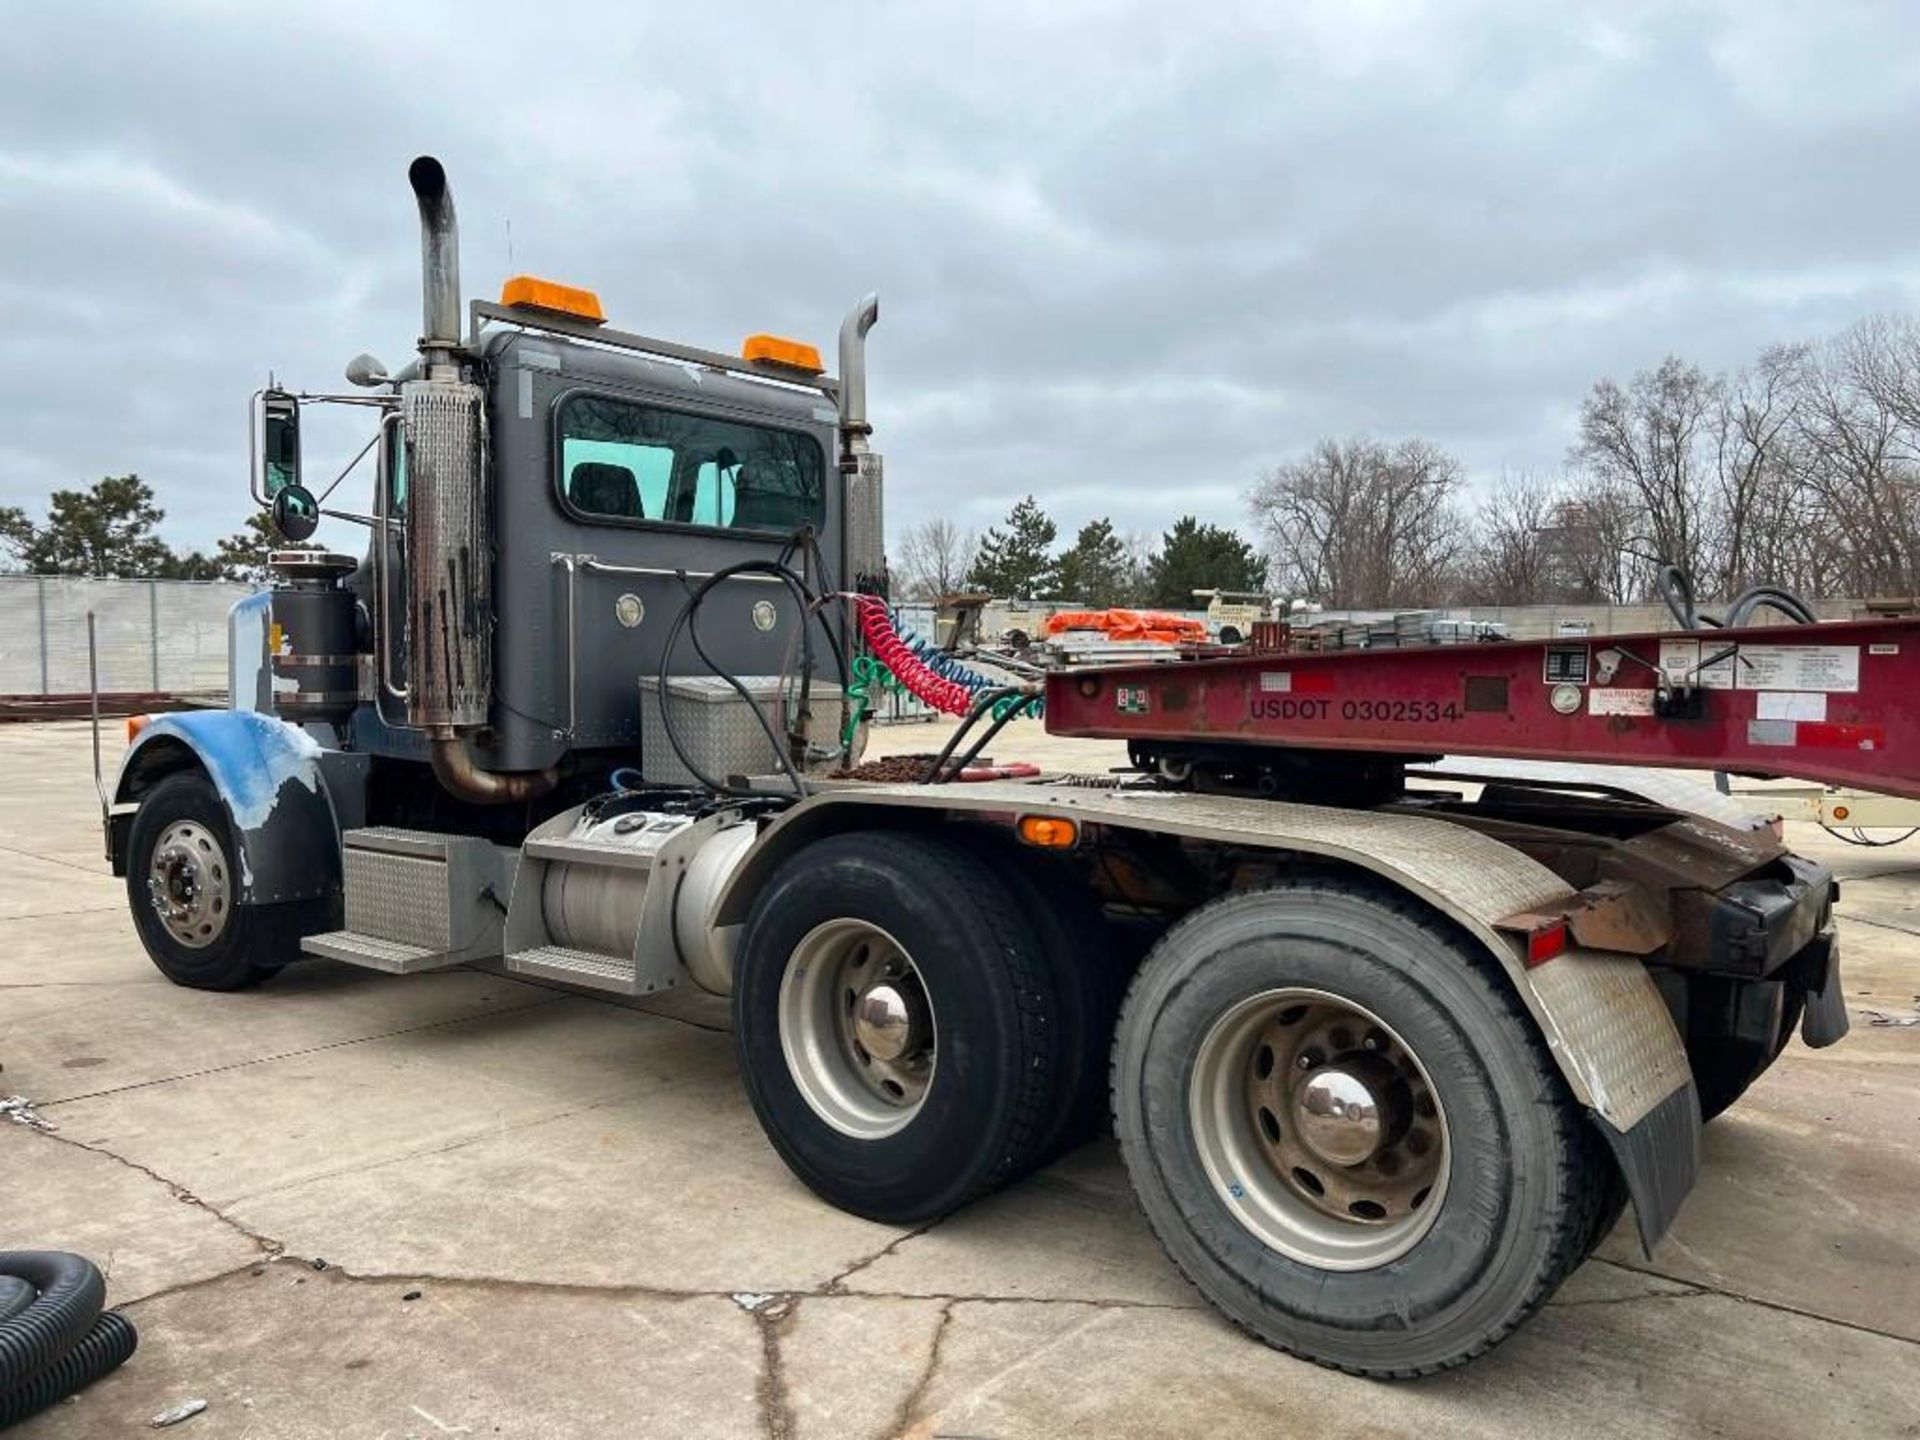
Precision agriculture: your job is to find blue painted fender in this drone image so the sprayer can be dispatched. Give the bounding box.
[113,710,345,906]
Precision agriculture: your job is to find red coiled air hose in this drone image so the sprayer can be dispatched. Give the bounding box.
[854,596,976,716]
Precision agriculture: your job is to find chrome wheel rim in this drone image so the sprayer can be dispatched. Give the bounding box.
[1189,987,1449,1270]
[778,919,935,1139]
[147,819,232,950]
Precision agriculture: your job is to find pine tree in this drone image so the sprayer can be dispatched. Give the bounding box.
[1054,517,1135,606]
[966,496,1060,598]
[1145,516,1267,608]
[213,511,311,583]
[13,475,175,577]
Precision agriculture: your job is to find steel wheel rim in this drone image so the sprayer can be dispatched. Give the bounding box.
[147,819,232,950]
[1189,987,1449,1270]
[778,919,936,1139]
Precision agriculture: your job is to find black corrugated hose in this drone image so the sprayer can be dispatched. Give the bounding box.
[0,1251,138,1429]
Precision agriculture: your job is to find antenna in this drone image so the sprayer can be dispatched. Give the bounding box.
[506,217,514,274]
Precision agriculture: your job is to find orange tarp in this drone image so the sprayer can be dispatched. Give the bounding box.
[1044,609,1209,644]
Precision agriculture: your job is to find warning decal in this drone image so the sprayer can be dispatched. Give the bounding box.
[1589,688,1656,717]
[1734,645,1860,693]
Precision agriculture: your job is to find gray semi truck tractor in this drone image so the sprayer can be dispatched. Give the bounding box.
[105,157,1849,1376]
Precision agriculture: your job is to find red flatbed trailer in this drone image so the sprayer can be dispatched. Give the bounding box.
[1043,616,1920,800]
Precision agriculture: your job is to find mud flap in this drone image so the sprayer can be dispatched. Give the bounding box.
[1800,931,1850,1049]
[1593,1080,1703,1255]
[1524,948,1701,1253]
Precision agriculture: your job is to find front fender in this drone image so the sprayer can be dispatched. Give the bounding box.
[114,711,344,905]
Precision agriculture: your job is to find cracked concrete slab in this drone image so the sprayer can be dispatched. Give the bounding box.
[0,849,120,921]
[5,963,554,1103]
[40,1030,590,1207]
[0,1127,263,1305]
[894,1284,1920,1439]
[777,1294,950,1440]
[6,720,1920,1438]
[0,907,168,988]
[14,1265,766,1439]
[1597,1052,1920,1343]
[226,1082,904,1294]
[839,1142,1199,1308]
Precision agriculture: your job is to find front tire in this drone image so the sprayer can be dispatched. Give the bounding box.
[126,771,304,991]
[733,829,1067,1225]
[1113,880,1613,1376]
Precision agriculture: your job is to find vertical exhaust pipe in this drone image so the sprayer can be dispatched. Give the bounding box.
[837,294,886,592]
[398,156,556,801]
[408,156,463,375]
[837,293,880,465]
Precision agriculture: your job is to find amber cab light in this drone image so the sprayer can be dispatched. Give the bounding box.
[742,333,824,373]
[500,275,606,324]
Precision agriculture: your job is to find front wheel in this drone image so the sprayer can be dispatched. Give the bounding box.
[126,771,306,991]
[1113,880,1615,1377]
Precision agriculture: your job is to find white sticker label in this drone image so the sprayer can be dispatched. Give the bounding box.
[1260,672,1292,692]
[1659,638,1735,689]
[1589,688,1656,716]
[1756,691,1827,722]
[1735,644,1859,692]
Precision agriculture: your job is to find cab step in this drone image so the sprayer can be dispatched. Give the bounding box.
[508,944,641,994]
[302,931,459,974]
[303,826,513,972]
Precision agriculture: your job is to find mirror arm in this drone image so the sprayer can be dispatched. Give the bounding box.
[315,428,384,506]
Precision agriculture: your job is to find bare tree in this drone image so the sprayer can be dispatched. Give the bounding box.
[1250,437,1467,607]
[1572,357,1722,582]
[1541,483,1647,604]
[1462,472,1563,605]
[1712,345,1806,596]
[1784,317,1920,596]
[894,517,979,601]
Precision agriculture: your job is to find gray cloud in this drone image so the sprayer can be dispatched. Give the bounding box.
[3,0,1918,554]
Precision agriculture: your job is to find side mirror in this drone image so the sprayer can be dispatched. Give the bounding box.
[262,390,301,498]
[270,483,321,543]
[345,353,391,388]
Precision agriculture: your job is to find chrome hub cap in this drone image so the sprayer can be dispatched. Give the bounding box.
[1190,988,1449,1270]
[851,982,922,1062]
[779,920,936,1139]
[146,819,231,950]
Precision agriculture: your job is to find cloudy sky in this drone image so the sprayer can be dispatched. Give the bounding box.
[3,0,1918,556]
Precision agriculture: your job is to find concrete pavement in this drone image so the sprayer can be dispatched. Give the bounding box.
[2,717,1917,1438]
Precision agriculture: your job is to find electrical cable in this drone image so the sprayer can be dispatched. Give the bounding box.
[1821,825,1920,847]
[656,548,851,799]
[1724,585,1819,627]
[940,694,1041,780]
[919,685,1026,782]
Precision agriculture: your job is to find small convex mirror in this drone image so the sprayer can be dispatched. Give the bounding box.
[262,390,301,498]
[345,353,390,388]
[270,484,321,543]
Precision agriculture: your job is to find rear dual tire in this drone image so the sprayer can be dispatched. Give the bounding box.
[733,830,1083,1225]
[1113,881,1617,1377]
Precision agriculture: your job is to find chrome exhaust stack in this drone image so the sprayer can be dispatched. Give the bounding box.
[399,156,555,801]
[837,294,886,591]
[408,156,463,379]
